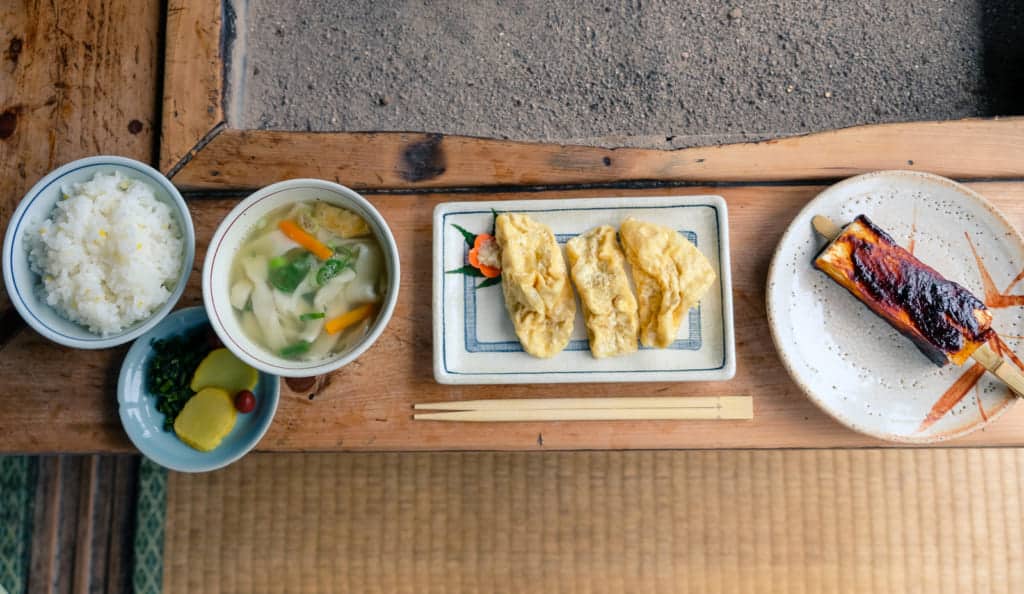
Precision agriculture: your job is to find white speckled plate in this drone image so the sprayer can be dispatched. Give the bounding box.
[433,196,735,385]
[767,170,1024,442]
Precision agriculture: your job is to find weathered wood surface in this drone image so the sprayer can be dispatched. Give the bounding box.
[3,182,1024,452]
[27,455,139,594]
[168,119,1024,191]
[160,0,223,174]
[0,0,162,316]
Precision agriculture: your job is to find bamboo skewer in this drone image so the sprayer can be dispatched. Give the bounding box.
[812,214,1024,398]
[413,396,753,422]
[965,343,1024,397]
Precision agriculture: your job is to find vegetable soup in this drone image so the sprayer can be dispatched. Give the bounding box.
[228,201,386,360]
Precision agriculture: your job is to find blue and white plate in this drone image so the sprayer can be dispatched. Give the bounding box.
[118,306,280,472]
[432,196,735,385]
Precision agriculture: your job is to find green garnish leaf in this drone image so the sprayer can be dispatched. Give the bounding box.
[300,312,325,321]
[476,276,502,289]
[279,341,312,358]
[316,257,354,286]
[268,250,313,293]
[451,223,476,247]
[446,265,484,277]
[317,259,342,285]
[315,245,357,286]
[490,209,501,235]
[268,256,287,269]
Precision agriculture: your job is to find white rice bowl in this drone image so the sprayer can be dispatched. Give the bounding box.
[27,171,184,335]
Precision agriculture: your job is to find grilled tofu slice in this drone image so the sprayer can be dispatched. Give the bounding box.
[814,214,993,366]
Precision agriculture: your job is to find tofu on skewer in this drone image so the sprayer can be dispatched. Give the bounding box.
[814,214,993,366]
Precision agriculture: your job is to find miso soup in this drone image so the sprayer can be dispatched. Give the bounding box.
[228,200,386,360]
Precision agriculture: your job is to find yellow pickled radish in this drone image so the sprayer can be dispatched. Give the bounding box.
[173,388,237,452]
[190,348,258,394]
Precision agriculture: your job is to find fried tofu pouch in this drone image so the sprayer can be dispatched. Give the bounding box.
[566,226,639,358]
[619,218,716,348]
[495,213,576,358]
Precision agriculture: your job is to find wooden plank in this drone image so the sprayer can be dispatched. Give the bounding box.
[27,455,86,594]
[169,118,1024,191]
[4,181,1024,452]
[27,456,63,593]
[103,456,140,594]
[22,455,139,592]
[72,456,99,594]
[160,0,223,173]
[0,0,162,339]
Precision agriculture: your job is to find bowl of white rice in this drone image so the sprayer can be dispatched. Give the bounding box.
[3,156,195,349]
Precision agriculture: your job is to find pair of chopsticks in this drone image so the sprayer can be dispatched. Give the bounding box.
[413,396,753,422]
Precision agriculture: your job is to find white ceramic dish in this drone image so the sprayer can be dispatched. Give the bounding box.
[2,156,195,349]
[203,179,400,378]
[433,195,735,385]
[767,170,1024,443]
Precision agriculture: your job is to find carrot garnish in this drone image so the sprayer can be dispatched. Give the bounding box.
[468,233,501,278]
[324,303,377,335]
[278,219,333,260]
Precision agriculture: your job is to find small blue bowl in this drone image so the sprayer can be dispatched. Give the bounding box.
[118,306,280,473]
[2,156,195,349]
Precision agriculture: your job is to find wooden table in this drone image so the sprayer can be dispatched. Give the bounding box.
[3,0,1024,453]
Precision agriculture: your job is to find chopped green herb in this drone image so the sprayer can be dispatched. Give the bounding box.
[268,255,287,269]
[299,312,325,321]
[315,259,348,285]
[146,325,215,431]
[315,246,357,285]
[268,249,313,293]
[279,341,312,358]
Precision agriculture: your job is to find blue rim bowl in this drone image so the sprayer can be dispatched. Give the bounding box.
[118,306,280,473]
[2,156,195,349]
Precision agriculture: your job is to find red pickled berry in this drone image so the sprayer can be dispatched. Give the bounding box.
[234,390,256,413]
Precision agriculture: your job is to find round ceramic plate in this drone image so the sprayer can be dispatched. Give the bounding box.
[767,170,1024,443]
[118,306,280,472]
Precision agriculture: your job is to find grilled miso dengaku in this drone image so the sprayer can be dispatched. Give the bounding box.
[813,215,993,367]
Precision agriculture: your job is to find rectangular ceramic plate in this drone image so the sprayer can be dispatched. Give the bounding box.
[432,196,735,385]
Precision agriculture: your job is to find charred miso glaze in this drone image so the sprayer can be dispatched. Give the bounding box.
[814,215,993,367]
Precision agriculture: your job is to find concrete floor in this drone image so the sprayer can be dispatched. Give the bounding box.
[233,0,1023,149]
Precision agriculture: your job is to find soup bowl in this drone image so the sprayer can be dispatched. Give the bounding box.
[202,179,400,377]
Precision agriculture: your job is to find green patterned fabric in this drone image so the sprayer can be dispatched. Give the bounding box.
[0,456,34,594]
[132,458,167,594]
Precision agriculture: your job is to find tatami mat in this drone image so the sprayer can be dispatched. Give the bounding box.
[163,450,1024,594]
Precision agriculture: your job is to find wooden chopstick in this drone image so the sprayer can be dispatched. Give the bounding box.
[415,396,748,410]
[413,396,753,422]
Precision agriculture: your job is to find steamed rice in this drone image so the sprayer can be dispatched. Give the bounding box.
[28,171,183,335]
